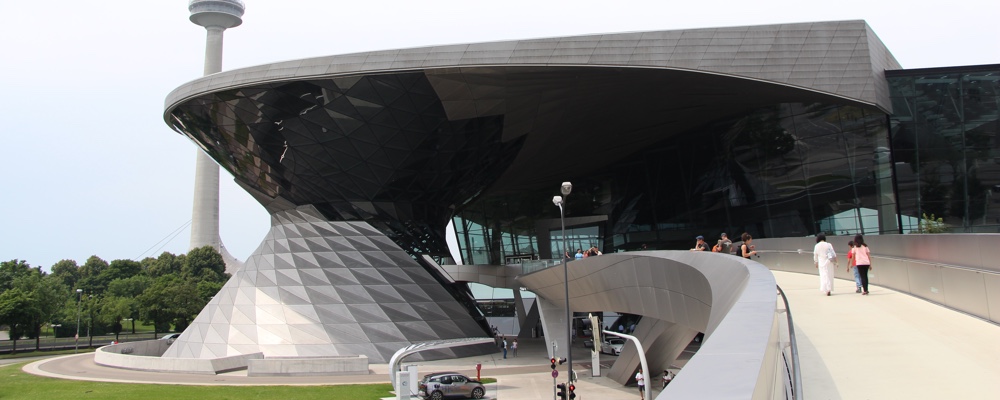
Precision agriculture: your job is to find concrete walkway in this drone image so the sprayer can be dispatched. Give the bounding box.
[16,271,1000,399]
[774,271,1000,400]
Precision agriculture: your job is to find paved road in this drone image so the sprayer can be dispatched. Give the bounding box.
[16,271,1000,399]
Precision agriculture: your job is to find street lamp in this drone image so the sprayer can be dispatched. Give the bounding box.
[75,289,82,353]
[87,294,95,348]
[552,181,573,382]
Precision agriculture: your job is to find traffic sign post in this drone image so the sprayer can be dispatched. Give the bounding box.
[552,367,558,400]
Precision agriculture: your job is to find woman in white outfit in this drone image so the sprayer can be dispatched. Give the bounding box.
[813,233,837,296]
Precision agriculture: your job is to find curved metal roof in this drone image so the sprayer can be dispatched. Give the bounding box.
[165,20,900,115]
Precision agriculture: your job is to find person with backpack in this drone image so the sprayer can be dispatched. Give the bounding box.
[714,233,733,254]
[739,233,758,259]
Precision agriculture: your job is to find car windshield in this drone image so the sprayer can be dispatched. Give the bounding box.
[610,339,624,345]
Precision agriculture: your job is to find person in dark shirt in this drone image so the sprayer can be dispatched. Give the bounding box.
[692,235,709,251]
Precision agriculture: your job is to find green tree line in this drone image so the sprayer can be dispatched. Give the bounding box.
[0,246,229,352]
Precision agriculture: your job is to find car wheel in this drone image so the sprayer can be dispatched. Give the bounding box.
[472,387,485,399]
[430,391,444,400]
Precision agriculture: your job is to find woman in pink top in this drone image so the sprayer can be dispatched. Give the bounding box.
[851,234,873,295]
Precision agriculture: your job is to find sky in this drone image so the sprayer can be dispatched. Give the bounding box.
[2,0,998,272]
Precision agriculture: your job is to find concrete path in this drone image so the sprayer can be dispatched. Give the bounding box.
[15,271,1000,399]
[774,271,1000,400]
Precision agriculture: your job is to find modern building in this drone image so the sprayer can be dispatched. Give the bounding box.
[160,20,998,364]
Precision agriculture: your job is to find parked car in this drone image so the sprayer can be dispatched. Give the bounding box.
[601,338,625,355]
[159,333,181,342]
[583,338,594,348]
[418,372,486,399]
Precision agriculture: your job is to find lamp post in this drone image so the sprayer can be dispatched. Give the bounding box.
[552,181,573,382]
[74,289,82,353]
[87,295,95,348]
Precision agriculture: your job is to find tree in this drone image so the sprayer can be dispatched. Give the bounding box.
[196,280,224,303]
[29,275,67,350]
[0,288,34,354]
[50,259,81,289]
[78,256,110,295]
[79,293,104,347]
[0,259,32,292]
[106,275,151,298]
[0,266,67,352]
[137,274,201,334]
[105,275,150,336]
[101,259,142,283]
[915,213,949,233]
[145,252,183,278]
[100,296,132,342]
[183,246,227,283]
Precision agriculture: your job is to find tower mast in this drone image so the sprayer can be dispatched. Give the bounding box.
[187,0,245,271]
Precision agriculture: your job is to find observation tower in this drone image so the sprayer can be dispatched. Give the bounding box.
[187,0,245,272]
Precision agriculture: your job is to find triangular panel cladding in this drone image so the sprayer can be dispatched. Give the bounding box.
[161,206,489,363]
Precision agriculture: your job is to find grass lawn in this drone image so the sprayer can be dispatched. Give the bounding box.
[0,362,395,400]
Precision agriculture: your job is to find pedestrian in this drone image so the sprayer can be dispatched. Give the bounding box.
[692,235,709,251]
[813,233,837,296]
[851,234,873,295]
[662,369,673,388]
[847,241,862,293]
[575,249,584,259]
[739,233,757,259]
[715,233,733,254]
[636,367,645,399]
[511,339,518,357]
[502,337,507,359]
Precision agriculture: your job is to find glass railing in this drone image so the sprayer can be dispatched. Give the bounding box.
[519,258,570,275]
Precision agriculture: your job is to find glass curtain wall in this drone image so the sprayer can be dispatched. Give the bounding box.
[451,101,898,264]
[888,65,1000,233]
[551,226,602,259]
[453,200,539,265]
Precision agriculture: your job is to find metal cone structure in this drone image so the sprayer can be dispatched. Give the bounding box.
[162,207,487,362]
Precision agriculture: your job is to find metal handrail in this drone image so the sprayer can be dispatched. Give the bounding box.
[759,249,1000,275]
[776,284,803,400]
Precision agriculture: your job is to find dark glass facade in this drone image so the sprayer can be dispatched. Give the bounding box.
[171,64,1000,266]
[170,72,524,258]
[888,65,1000,233]
[453,101,898,264]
